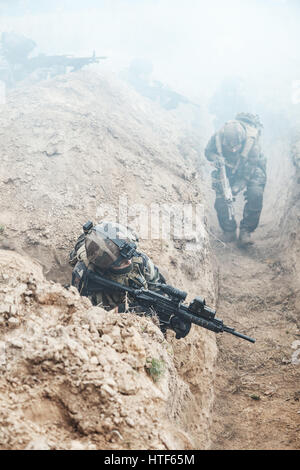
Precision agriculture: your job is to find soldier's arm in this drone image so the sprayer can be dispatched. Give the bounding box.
[258,151,267,175]
[241,136,256,160]
[205,134,219,162]
[241,124,262,161]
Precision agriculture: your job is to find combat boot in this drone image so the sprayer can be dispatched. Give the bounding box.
[238,229,254,247]
[222,231,237,243]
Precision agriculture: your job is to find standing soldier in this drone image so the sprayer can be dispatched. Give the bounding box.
[205,113,267,246]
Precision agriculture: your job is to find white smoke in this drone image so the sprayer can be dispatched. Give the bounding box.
[0,0,299,133]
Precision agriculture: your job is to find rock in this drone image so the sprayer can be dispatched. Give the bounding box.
[90,356,98,365]
[101,384,116,397]
[8,339,23,349]
[125,417,135,428]
[10,305,18,315]
[101,334,114,346]
[0,304,10,314]
[8,317,20,326]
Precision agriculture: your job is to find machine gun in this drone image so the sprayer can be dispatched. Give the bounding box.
[218,156,235,221]
[22,51,107,74]
[83,270,255,343]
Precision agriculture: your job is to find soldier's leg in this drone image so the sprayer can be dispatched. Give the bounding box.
[214,196,237,233]
[240,184,265,233]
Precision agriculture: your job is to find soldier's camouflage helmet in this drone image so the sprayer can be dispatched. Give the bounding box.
[222,120,246,150]
[85,221,138,271]
[235,113,263,129]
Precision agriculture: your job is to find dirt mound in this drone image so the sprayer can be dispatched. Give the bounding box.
[0,249,198,450]
[0,70,205,282]
[0,71,217,449]
[1,65,299,451]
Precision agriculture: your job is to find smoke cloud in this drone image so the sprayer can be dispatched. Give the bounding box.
[1,0,299,134]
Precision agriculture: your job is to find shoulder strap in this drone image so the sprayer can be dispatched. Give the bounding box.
[240,122,260,159]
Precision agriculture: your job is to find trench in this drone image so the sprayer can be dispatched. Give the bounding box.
[35,126,300,450]
[207,133,300,450]
[16,119,300,450]
[0,72,299,449]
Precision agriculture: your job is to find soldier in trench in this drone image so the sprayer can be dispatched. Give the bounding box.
[205,113,267,246]
[70,220,166,312]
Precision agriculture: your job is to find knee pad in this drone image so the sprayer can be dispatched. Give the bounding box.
[245,185,264,212]
[214,198,237,232]
[211,170,222,193]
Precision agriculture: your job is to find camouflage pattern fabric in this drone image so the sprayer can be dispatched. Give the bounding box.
[72,245,164,312]
[205,119,267,233]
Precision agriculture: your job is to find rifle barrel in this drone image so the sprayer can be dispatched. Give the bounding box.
[223,326,256,343]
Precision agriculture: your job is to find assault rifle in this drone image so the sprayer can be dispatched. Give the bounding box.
[218,156,235,221]
[152,81,201,110]
[83,270,255,343]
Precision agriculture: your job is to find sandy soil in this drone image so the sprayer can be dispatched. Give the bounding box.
[0,70,299,450]
[209,139,300,450]
[0,71,217,449]
[211,235,300,449]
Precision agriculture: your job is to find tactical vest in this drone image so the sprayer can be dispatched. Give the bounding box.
[215,119,261,170]
[239,121,261,160]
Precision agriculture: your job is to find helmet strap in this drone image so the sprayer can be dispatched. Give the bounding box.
[106,239,139,272]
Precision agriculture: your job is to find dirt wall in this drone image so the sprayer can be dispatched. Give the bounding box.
[280,131,300,319]
[0,71,217,449]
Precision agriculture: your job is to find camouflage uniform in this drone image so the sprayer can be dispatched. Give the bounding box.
[71,228,164,312]
[205,114,267,234]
